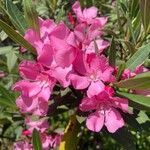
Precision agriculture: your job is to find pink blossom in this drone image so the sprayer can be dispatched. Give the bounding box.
[12,60,56,116]
[49,22,77,68]
[80,86,128,133]
[72,1,107,25]
[40,133,63,149]
[121,65,150,96]
[70,53,115,97]
[22,19,56,52]
[74,23,109,53]
[0,70,5,78]
[25,117,49,133]
[14,141,32,150]
[49,133,63,148]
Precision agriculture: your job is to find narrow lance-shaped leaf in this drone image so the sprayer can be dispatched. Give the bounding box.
[116,63,125,81]
[23,0,40,34]
[5,0,27,34]
[0,19,36,54]
[109,36,116,67]
[59,115,80,150]
[115,71,150,90]
[0,97,16,108]
[0,46,13,55]
[126,43,150,70]
[140,0,150,34]
[117,91,150,111]
[122,113,142,132]
[109,127,136,150]
[6,49,18,72]
[32,129,42,150]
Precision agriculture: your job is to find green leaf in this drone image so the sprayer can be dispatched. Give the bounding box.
[32,129,42,150]
[0,84,16,102]
[116,63,126,81]
[109,127,136,150]
[0,46,12,55]
[6,49,18,72]
[109,37,116,67]
[115,71,150,90]
[0,19,36,54]
[23,0,40,33]
[117,91,150,111]
[122,113,142,132]
[140,0,150,34]
[136,111,149,124]
[0,97,16,108]
[5,0,27,34]
[59,115,80,150]
[126,43,150,70]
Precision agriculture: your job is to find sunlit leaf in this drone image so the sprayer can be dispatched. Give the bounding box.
[32,129,42,150]
[117,91,150,111]
[109,127,136,150]
[140,0,150,34]
[126,43,150,70]
[109,36,116,67]
[0,46,12,55]
[115,72,150,90]
[5,0,27,34]
[0,19,36,54]
[59,115,80,150]
[6,49,18,72]
[23,0,40,34]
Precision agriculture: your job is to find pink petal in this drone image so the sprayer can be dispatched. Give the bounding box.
[24,29,40,47]
[74,23,86,43]
[38,86,51,102]
[83,7,97,19]
[70,74,90,89]
[67,32,77,48]
[73,52,87,75]
[40,19,57,37]
[79,97,97,112]
[12,80,41,98]
[72,1,83,21]
[86,111,104,132]
[19,60,42,80]
[86,39,109,54]
[95,17,108,28]
[87,81,105,97]
[33,99,48,116]
[50,23,77,67]
[16,96,38,113]
[112,97,128,112]
[52,66,72,88]
[105,108,124,133]
[101,67,114,82]
[37,44,53,67]
[54,47,76,68]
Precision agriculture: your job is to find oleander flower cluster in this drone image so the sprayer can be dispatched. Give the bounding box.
[13,1,132,149]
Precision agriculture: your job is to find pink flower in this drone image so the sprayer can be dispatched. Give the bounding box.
[49,133,63,148]
[74,23,109,53]
[22,18,56,53]
[14,141,32,150]
[50,22,77,68]
[121,65,150,96]
[25,117,49,134]
[80,86,128,133]
[40,133,63,149]
[72,1,107,25]
[70,53,115,97]
[0,70,5,78]
[12,60,56,116]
